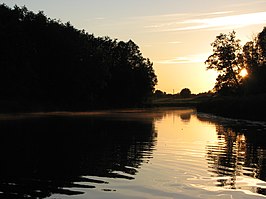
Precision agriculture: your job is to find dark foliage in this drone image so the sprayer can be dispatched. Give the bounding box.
[205,31,243,95]
[200,28,266,121]
[205,28,266,96]
[180,88,191,98]
[0,4,157,111]
[242,27,266,94]
[197,94,266,121]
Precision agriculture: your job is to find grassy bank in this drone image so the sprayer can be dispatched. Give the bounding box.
[150,95,212,108]
[151,94,266,121]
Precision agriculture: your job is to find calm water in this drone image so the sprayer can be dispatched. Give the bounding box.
[0,108,266,199]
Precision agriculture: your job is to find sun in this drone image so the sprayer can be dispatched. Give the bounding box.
[239,68,248,78]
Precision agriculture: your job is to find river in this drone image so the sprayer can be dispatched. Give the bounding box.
[0,108,266,199]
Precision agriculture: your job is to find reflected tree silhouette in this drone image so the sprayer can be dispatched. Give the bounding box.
[198,115,266,194]
[180,112,191,122]
[0,114,157,198]
[206,126,246,189]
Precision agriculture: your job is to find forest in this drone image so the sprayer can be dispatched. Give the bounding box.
[0,4,157,111]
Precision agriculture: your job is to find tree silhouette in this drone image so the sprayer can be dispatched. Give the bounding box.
[241,27,266,94]
[258,27,266,59]
[205,31,243,94]
[206,28,266,95]
[0,4,157,111]
[180,88,191,98]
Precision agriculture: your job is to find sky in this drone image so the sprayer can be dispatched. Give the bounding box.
[3,0,266,94]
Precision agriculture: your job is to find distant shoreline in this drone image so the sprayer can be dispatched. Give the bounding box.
[0,94,265,122]
[151,94,266,122]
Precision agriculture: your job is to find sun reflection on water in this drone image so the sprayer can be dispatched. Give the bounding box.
[1,109,266,199]
[152,109,266,197]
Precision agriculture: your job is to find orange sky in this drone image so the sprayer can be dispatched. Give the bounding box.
[6,0,266,94]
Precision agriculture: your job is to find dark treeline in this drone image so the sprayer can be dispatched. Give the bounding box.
[0,4,157,111]
[198,27,266,120]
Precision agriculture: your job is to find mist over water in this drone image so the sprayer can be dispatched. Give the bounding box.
[0,109,266,199]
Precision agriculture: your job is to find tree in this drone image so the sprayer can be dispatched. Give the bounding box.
[242,27,266,94]
[243,40,260,74]
[0,4,157,110]
[154,90,165,98]
[180,88,191,98]
[242,39,260,93]
[258,27,266,60]
[205,31,244,94]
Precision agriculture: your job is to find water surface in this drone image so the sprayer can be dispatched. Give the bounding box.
[0,109,266,198]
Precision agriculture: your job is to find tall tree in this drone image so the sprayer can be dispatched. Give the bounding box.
[258,27,266,61]
[243,40,260,74]
[242,27,266,93]
[205,31,243,94]
[256,27,266,92]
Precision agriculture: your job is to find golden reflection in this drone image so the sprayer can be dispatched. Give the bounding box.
[197,113,266,196]
[150,109,266,197]
[155,109,217,144]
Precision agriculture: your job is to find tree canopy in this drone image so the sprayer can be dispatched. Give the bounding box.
[205,28,266,95]
[0,4,157,111]
[180,88,191,98]
[205,31,243,94]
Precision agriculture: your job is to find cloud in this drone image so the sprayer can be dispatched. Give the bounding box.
[144,12,266,32]
[172,12,266,31]
[156,53,209,64]
[95,17,105,20]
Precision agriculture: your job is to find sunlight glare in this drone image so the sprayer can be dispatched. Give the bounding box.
[240,68,248,78]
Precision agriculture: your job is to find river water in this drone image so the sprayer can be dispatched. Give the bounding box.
[0,108,266,199]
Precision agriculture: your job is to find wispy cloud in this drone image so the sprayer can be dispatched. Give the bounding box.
[95,17,105,20]
[168,41,183,44]
[144,11,266,32]
[170,12,266,31]
[156,53,209,64]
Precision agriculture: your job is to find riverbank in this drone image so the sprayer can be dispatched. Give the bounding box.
[196,94,266,121]
[150,95,209,108]
[151,94,266,121]
[0,94,265,122]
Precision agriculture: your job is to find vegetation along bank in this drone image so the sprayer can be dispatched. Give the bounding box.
[0,4,157,112]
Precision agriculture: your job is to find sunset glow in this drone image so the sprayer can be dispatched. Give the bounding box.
[5,0,266,93]
[2,3,266,198]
